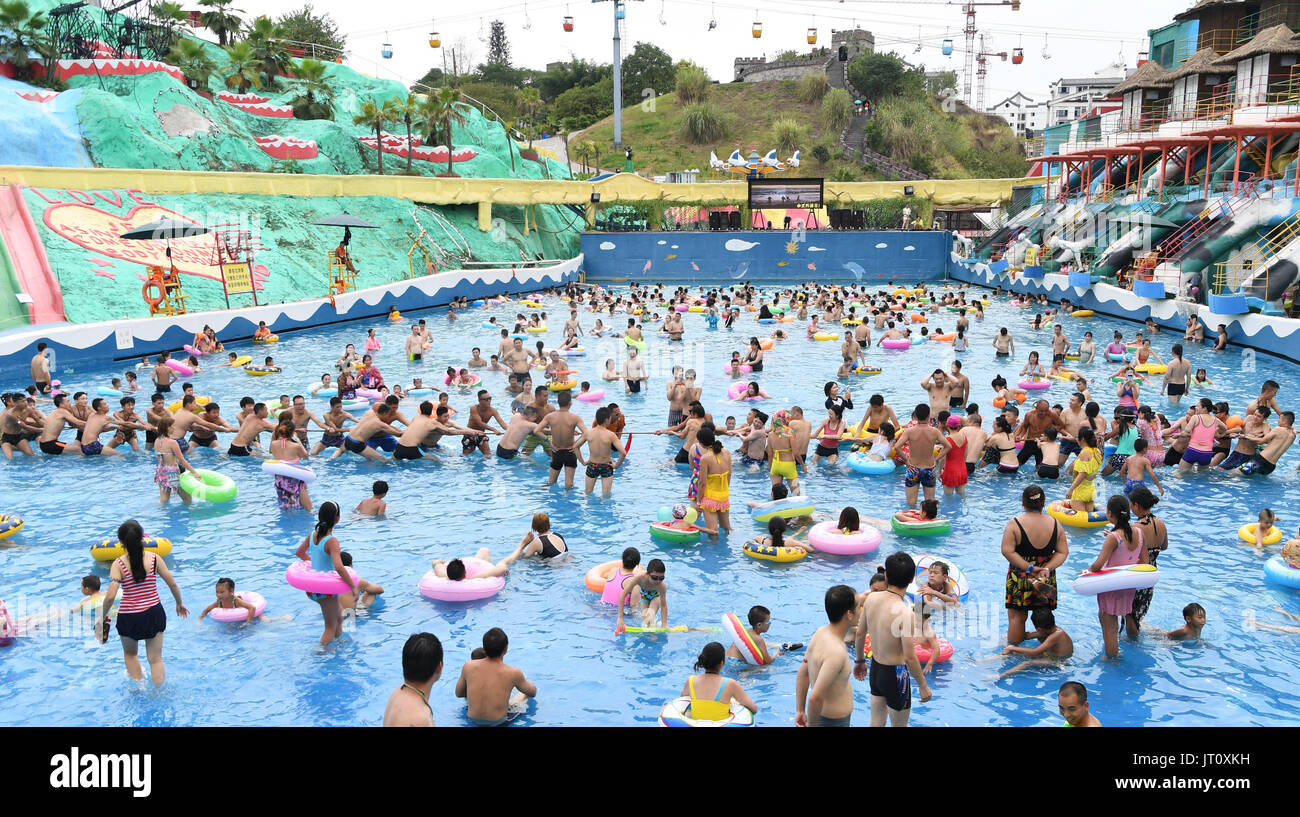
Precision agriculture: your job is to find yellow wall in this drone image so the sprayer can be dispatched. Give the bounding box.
[1,165,1041,210]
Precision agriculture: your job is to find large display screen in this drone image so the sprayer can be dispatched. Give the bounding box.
[747,178,824,210]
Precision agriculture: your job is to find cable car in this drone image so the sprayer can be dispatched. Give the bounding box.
[429,31,440,48]
[752,21,762,38]
[563,15,573,32]
[942,38,954,56]
[615,6,625,19]
[807,27,817,44]
[1012,47,1024,65]
[381,35,393,59]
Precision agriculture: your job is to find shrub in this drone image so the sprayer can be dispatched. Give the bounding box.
[821,88,853,132]
[772,117,808,155]
[797,72,829,103]
[675,65,711,104]
[679,102,729,144]
[811,144,832,166]
[829,166,859,182]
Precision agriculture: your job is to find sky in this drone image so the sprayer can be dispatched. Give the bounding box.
[239,0,1192,105]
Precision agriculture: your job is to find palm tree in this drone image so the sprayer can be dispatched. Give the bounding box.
[583,139,600,175]
[151,1,187,33]
[290,58,334,120]
[420,87,468,176]
[518,87,542,152]
[572,140,592,175]
[353,98,398,175]
[246,16,290,91]
[168,37,217,93]
[222,41,262,94]
[392,94,425,175]
[199,0,243,47]
[0,1,48,82]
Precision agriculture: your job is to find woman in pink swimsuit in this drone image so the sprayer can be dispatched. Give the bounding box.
[1179,398,1224,471]
[1086,495,1146,658]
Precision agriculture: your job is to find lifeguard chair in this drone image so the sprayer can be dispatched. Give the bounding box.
[328,245,360,294]
[141,264,188,316]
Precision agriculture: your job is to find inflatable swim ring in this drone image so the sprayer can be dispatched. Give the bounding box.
[418,558,505,602]
[209,591,266,623]
[846,451,895,475]
[727,382,766,401]
[862,633,953,663]
[1240,523,1282,545]
[1264,556,1300,589]
[807,521,881,556]
[750,496,814,524]
[286,560,358,594]
[229,355,252,367]
[261,459,316,484]
[851,365,882,376]
[724,363,753,376]
[650,521,701,544]
[253,335,279,343]
[91,534,172,562]
[548,380,577,392]
[243,365,281,376]
[0,514,23,542]
[584,560,622,594]
[1071,310,1094,317]
[624,336,647,351]
[179,469,238,503]
[812,333,839,341]
[576,389,606,402]
[905,554,971,606]
[1072,564,1159,595]
[526,325,548,334]
[658,697,754,727]
[1018,379,1051,390]
[168,396,210,413]
[723,612,767,664]
[1135,363,1167,375]
[1105,351,1131,363]
[165,359,194,376]
[890,514,951,536]
[881,338,911,350]
[443,374,483,389]
[1047,500,1107,529]
[741,538,806,563]
[1065,352,1081,361]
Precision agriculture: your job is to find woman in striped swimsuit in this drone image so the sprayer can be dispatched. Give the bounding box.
[98,519,188,686]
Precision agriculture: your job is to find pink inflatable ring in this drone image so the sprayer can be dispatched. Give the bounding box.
[418,557,504,602]
[286,560,358,595]
[807,521,882,555]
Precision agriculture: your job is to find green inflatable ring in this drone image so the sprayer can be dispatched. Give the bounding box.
[889,516,951,536]
[179,469,238,503]
[649,521,701,543]
[624,336,647,351]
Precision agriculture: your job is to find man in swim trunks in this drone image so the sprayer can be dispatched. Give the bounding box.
[655,403,705,464]
[795,585,857,727]
[191,402,237,450]
[1050,324,1071,364]
[383,632,442,727]
[394,401,452,460]
[143,392,171,451]
[404,324,425,362]
[288,395,331,448]
[464,390,508,456]
[333,403,403,461]
[1247,379,1283,418]
[1162,343,1191,403]
[1058,681,1102,727]
[947,361,970,411]
[467,348,487,369]
[733,409,769,468]
[227,403,275,456]
[106,396,148,453]
[623,347,647,393]
[74,398,123,456]
[496,405,540,459]
[1015,399,1069,469]
[896,404,951,509]
[151,354,176,392]
[1240,410,1295,476]
[36,394,85,455]
[1057,392,1087,460]
[992,327,1015,357]
[853,552,932,727]
[535,391,586,487]
[665,367,688,427]
[576,405,628,494]
[67,391,91,443]
[854,319,872,349]
[310,397,357,456]
[0,394,35,459]
[455,627,537,727]
[501,338,534,389]
[920,370,950,418]
[1218,405,1270,471]
[30,343,51,393]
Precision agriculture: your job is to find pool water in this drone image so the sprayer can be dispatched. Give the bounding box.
[2,286,1299,727]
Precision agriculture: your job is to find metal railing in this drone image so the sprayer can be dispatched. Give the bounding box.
[1212,211,1300,295]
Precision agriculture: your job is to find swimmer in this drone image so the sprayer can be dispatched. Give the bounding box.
[852,552,934,726]
[725,605,801,665]
[1245,508,1279,553]
[430,546,523,582]
[198,577,264,624]
[1193,368,1214,387]
[338,552,384,610]
[1121,439,1163,496]
[680,642,758,721]
[750,515,811,554]
[914,557,960,606]
[383,633,442,727]
[893,499,939,528]
[995,608,1074,678]
[455,627,537,727]
[575,406,627,495]
[355,481,388,516]
[796,585,858,727]
[1058,681,1101,727]
[1162,602,1207,640]
[615,558,669,633]
[517,512,569,559]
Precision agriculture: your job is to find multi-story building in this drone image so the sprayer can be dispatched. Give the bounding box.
[989,92,1045,137]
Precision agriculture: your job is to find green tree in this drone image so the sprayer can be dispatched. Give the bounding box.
[420,87,469,175]
[552,76,614,130]
[168,37,217,92]
[583,139,601,175]
[222,41,263,94]
[199,0,244,47]
[536,57,610,102]
[353,98,398,175]
[392,94,425,175]
[487,19,509,66]
[275,4,346,54]
[811,143,832,167]
[572,140,592,174]
[288,57,334,119]
[415,66,446,89]
[246,17,291,91]
[926,70,958,97]
[620,42,674,107]
[849,51,926,102]
[518,86,543,150]
[0,1,48,83]
[150,2,188,35]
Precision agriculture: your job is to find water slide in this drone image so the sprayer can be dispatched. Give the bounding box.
[0,233,31,331]
[0,185,65,324]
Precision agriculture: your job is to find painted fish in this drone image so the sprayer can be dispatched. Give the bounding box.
[665,254,677,260]
[807,262,816,271]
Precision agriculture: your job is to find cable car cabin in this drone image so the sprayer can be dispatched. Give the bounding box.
[807,27,817,44]
[615,6,625,19]
[563,15,574,32]
[942,38,954,55]
[429,32,440,48]
[1012,47,1024,65]
[752,21,762,38]
[381,42,393,59]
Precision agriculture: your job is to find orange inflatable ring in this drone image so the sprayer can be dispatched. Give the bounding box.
[910,313,928,323]
[759,338,774,350]
[584,560,621,593]
[141,280,164,311]
[1226,415,1243,429]
[931,333,955,342]
[889,304,904,311]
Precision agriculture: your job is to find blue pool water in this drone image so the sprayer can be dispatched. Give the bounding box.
[2,287,1299,727]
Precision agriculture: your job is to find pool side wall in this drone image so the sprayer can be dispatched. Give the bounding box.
[948,255,1300,365]
[0,257,579,374]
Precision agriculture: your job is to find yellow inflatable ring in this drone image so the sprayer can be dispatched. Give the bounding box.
[169,396,211,413]
[1047,500,1108,529]
[1240,523,1282,544]
[812,333,839,341]
[1135,363,1167,374]
[526,325,548,333]
[742,538,806,563]
[90,535,173,562]
[1071,310,1095,317]
[229,355,252,367]
[548,380,577,392]
[688,306,707,313]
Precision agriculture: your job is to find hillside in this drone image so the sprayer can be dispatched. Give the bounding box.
[574,79,1026,181]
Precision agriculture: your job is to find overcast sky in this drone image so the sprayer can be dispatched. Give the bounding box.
[245,0,1191,103]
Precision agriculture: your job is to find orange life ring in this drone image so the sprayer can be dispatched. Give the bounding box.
[141,280,164,311]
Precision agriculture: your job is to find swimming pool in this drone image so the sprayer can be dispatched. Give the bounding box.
[2,286,1298,727]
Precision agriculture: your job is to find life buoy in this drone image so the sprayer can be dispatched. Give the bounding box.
[142,279,164,312]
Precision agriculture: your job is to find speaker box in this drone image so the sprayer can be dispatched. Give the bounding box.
[728,211,741,229]
[708,211,721,230]
[851,210,865,230]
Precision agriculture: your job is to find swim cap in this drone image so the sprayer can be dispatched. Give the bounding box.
[946,416,962,429]
[772,410,792,436]
[672,503,687,520]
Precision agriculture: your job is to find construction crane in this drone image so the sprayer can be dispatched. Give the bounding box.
[960,1,1021,108]
[974,33,1010,111]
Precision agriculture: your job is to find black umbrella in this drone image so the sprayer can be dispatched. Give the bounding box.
[120,218,211,258]
[313,212,380,246]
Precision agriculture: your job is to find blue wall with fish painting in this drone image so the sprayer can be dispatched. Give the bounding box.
[579,230,952,283]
